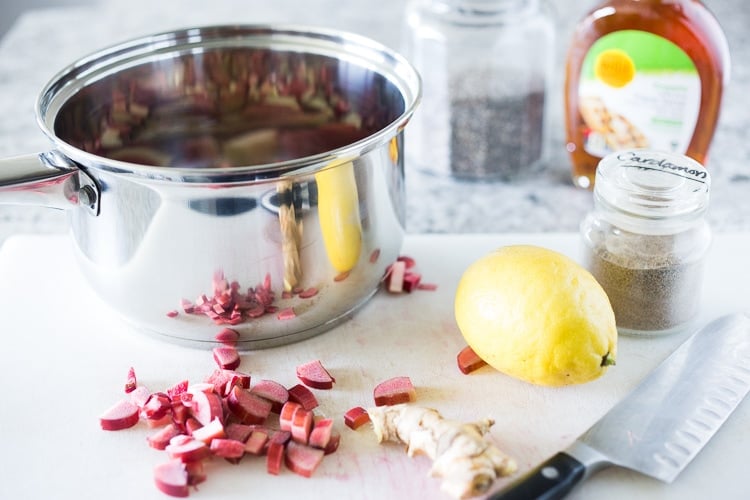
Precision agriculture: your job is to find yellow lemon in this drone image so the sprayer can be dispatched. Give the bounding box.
[315,161,362,272]
[454,245,617,387]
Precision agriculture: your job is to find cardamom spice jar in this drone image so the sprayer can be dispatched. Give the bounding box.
[580,150,711,335]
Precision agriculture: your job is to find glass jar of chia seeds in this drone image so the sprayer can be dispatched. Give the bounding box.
[580,150,712,335]
[401,0,554,181]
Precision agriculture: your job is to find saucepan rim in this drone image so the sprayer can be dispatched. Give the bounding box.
[34,24,422,184]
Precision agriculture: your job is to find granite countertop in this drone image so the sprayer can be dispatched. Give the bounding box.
[0,0,748,243]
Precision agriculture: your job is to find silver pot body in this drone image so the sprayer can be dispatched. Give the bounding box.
[0,25,421,348]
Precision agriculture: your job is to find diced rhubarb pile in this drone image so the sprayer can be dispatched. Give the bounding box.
[169,270,320,326]
[99,339,343,497]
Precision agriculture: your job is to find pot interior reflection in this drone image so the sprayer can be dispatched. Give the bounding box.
[54,46,406,170]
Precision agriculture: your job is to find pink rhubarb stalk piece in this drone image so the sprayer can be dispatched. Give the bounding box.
[210,438,246,459]
[153,460,189,498]
[214,327,239,346]
[124,367,137,393]
[386,260,406,293]
[285,441,325,478]
[187,386,223,426]
[457,345,488,375]
[227,385,273,425]
[373,376,417,406]
[148,423,183,451]
[191,417,225,444]
[287,384,319,410]
[290,408,313,444]
[212,345,241,370]
[266,441,285,475]
[244,430,268,455]
[250,379,289,413]
[308,418,334,450]
[296,359,336,390]
[277,307,296,320]
[279,401,302,432]
[166,437,210,463]
[99,399,140,431]
[343,406,371,430]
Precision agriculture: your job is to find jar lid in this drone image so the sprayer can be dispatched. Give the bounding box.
[594,150,710,232]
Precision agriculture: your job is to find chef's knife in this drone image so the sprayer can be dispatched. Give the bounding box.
[491,312,750,500]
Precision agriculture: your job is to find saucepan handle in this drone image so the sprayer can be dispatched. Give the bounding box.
[0,150,99,215]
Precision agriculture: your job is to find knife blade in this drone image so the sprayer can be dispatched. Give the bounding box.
[490,312,750,500]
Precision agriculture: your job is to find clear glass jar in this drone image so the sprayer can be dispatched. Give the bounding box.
[580,150,712,335]
[402,0,554,181]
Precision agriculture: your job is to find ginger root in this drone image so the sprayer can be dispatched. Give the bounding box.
[367,404,517,499]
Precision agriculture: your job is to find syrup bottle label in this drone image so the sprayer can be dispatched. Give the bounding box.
[577,29,700,158]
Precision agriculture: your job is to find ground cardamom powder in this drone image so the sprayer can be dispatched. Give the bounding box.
[583,233,705,334]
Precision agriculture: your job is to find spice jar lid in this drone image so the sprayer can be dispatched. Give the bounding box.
[594,150,710,233]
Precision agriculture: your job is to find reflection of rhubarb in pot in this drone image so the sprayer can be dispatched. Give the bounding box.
[172,270,325,327]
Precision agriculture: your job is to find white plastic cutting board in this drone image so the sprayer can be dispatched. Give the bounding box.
[0,233,748,500]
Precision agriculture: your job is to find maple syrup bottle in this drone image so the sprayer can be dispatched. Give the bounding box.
[564,0,730,189]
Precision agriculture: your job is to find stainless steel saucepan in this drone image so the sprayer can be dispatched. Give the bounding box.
[0,25,421,348]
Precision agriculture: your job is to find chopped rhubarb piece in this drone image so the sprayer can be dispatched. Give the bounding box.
[266,441,285,475]
[416,282,438,291]
[298,287,319,299]
[397,255,416,269]
[373,376,416,406]
[185,461,206,486]
[184,417,202,436]
[142,392,172,421]
[291,408,313,444]
[323,430,341,455]
[287,384,318,410]
[171,403,189,428]
[269,429,292,446]
[100,399,140,431]
[129,386,151,408]
[224,423,254,443]
[386,260,406,293]
[166,438,210,463]
[212,345,241,370]
[223,370,252,395]
[227,385,273,425]
[308,418,334,450]
[180,298,195,314]
[277,307,296,320]
[250,379,289,413]
[214,327,239,346]
[285,441,325,478]
[457,345,488,375]
[402,272,422,293]
[191,417,225,444]
[343,406,371,430]
[124,367,137,393]
[153,460,189,498]
[187,387,223,426]
[167,380,189,400]
[148,423,183,451]
[279,401,302,432]
[244,430,268,455]
[296,359,336,390]
[210,438,246,459]
[166,310,179,318]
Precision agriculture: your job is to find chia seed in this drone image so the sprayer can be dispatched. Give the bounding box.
[449,92,545,181]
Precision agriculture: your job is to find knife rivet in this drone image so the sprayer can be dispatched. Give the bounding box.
[541,466,560,480]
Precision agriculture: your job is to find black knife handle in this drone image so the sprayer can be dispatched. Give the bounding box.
[488,452,587,500]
